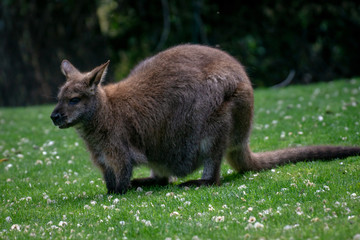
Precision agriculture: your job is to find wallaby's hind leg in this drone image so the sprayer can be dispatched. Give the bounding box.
[179,155,222,187]
[130,170,169,189]
[180,113,230,187]
[226,81,256,172]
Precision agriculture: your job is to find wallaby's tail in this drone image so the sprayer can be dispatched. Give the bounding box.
[226,145,360,172]
[251,146,360,170]
[227,80,360,173]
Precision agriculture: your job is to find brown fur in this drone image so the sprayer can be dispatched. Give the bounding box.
[51,44,360,194]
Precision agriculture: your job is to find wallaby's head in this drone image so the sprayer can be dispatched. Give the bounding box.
[51,60,110,129]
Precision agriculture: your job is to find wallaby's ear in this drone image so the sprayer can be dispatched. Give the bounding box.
[61,60,79,77]
[88,60,110,88]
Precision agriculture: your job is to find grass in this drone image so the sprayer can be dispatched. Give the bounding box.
[1,79,360,239]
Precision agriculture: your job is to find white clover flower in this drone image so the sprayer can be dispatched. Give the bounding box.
[170,211,179,217]
[35,160,43,165]
[6,216,12,223]
[58,221,68,227]
[212,216,225,222]
[311,217,320,222]
[84,205,91,209]
[254,222,264,229]
[245,223,254,230]
[283,224,299,230]
[51,225,58,230]
[248,216,256,223]
[10,224,21,231]
[353,234,360,240]
[283,225,292,230]
[90,200,97,205]
[102,204,115,210]
[119,221,126,226]
[5,164,13,171]
[113,198,120,204]
[208,204,215,211]
[305,180,315,187]
[296,207,303,215]
[280,131,286,139]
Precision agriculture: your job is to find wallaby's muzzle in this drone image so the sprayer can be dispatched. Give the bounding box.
[50,109,67,128]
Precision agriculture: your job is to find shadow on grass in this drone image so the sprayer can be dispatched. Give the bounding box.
[51,169,270,205]
[222,172,245,184]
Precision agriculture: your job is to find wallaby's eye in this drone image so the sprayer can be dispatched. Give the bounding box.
[69,97,81,105]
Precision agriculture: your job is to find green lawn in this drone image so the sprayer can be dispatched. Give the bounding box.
[1,79,360,239]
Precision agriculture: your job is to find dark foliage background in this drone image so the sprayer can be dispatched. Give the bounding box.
[1,0,360,106]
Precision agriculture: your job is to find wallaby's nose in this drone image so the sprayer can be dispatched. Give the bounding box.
[50,111,62,125]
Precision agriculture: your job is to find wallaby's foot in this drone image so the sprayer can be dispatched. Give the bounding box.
[107,186,128,195]
[130,177,169,189]
[179,179,220,188]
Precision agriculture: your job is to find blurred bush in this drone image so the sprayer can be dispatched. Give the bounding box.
[1,0,359,106]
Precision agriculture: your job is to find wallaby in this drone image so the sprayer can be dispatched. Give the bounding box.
[51,44,360,194]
